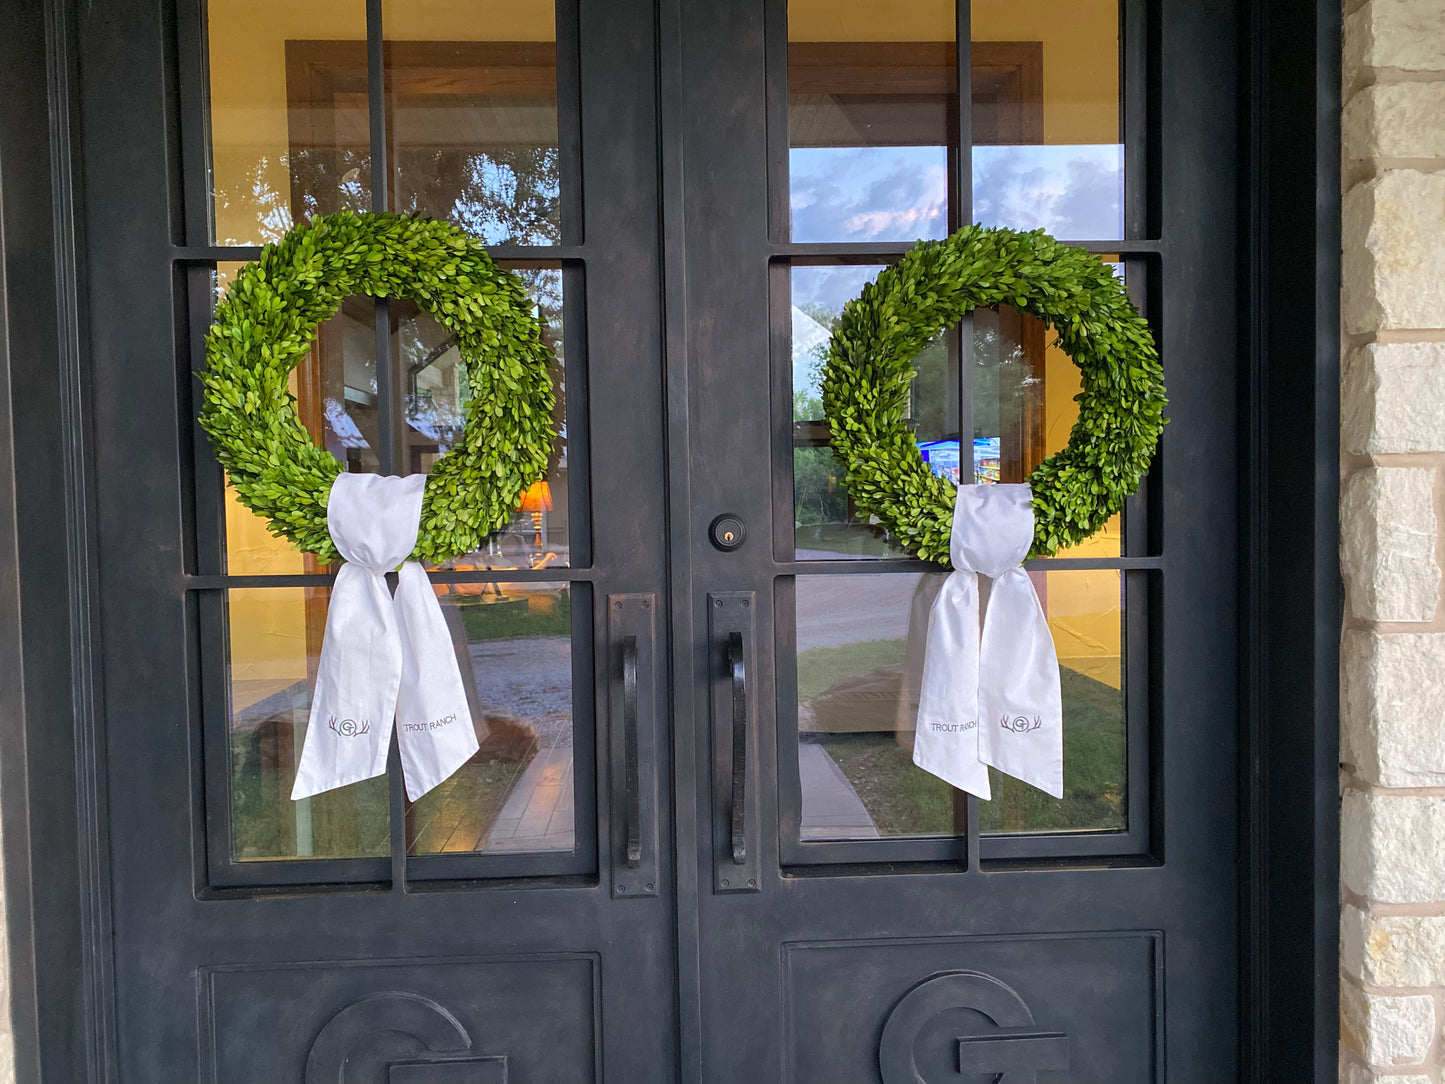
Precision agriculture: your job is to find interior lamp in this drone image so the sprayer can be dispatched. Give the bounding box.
[518,479,554,551]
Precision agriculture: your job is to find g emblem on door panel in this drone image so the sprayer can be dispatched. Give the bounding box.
[878,970,1070,1084]
[304,991,494,1083]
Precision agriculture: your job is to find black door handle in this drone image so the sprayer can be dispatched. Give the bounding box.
[609,596,656,899]
[728,631,747,865]
[709,593,757,893]
[621,635,641,869]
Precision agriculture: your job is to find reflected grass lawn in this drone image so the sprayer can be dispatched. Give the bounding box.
[980,666,1126,834]
[816,731,954,836]
[406,757,531,854]
[457,589,571,641]
[797,637,907,700]
[230,729,391,860]
[231,728,537,860]
[799,633,1126,836]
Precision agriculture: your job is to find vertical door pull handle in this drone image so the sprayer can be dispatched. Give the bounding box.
[728,631,747,865]
[622,635,642,869]
[709,593,757,894]
[609,596,656,898]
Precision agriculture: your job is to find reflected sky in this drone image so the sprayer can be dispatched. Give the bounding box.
[973,144,1123,239]
[791,147,949,243]
[792,264,884,319]
[790,143,1123,244]
[791,265,884,399]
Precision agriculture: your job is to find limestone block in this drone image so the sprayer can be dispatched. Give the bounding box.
[1344,83,1445,160]
[1340,467,1439,622]
[1343,172,1445,334]
[1342,789,1445,902]
[1341,980,1437,1067]
[1340,903,1371,984]
[1343,1063,1432,1084]
[1344,902,1445,986]
[1343,630,1445,786]
[1343,341,1445,454]
[1345,0,1445,78]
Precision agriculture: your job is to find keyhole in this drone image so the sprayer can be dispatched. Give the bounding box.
[709,514,747,551]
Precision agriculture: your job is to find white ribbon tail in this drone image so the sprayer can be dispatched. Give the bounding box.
[976,567,1064,798]
[912,569,992,800]
[393,561,480,801]
[291,563,400,800]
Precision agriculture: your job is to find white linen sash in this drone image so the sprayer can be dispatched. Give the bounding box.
[913,483,1064,800]
[291,473,479,802]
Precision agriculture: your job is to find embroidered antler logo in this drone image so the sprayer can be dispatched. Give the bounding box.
[1000,714,1042,734]
[329,717,371,738]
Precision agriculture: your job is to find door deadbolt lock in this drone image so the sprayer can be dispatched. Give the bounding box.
[709,513,747,552]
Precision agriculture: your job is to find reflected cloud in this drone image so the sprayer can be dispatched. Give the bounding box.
[791,147,949,243]
[791,264,884,321]
[972,144,1123,240]
[790,143,1122,244]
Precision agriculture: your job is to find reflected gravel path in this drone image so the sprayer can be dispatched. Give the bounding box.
[468,635,573,746]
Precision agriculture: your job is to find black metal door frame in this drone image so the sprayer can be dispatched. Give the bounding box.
[0,0,1339,1079]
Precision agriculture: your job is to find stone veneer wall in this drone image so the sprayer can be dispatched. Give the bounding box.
[1339,0,1445,1079]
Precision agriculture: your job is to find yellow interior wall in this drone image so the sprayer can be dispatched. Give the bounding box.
[786,0,955,41]
[228,588,310,710]
[788,0,1119,145]
[971,0,1119,145]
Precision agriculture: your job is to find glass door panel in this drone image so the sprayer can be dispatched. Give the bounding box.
[787,1,957,243]
[197,0,595,886]
[777,0,1146,864]
[971,0,1124,240]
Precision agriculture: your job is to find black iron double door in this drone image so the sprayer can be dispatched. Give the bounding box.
[81,0,1239,1079]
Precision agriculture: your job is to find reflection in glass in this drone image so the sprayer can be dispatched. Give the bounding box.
[226,583,577,860]
[206,2,564,247]
[206,3,371,246]
[218,263,376,576]
[394,265,570,569]
[383,2,561,244]
[797,573,952,838]
[972,305,1046,485]
[216,262,307,577]
[787,2,956,242]
[971,0,1123,239]
[794,571,1126,840]
[307,297,382,475]
[792,264,957,560]
[407,582,575,855]
[228,588,388,860]
[972,286,1123,554]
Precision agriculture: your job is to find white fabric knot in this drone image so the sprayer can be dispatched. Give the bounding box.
[913,483,1063,800]
[291,473,479,802]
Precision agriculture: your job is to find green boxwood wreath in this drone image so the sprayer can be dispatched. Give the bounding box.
[199,210,556,565]
[821,225,1165,562]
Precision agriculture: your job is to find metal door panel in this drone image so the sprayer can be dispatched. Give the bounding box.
[662,0,1242,1080]
[205,958,592,1084]
[75,0,676,1080]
